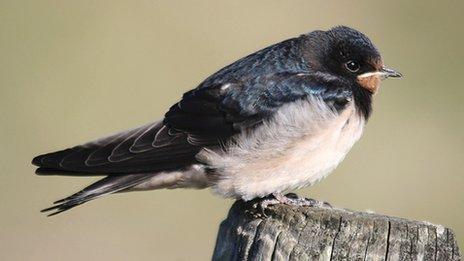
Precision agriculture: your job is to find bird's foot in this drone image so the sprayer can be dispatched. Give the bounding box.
[258,193,332,209]
[251,193,331,217]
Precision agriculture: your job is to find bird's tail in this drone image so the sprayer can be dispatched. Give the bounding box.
[41,174,154,216]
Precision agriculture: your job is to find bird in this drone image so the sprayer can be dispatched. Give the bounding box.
[32,26,401,216]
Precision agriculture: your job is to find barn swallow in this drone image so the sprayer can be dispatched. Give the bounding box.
[32,26,401,216]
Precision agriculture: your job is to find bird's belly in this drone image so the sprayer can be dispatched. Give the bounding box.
[199,98,365,200]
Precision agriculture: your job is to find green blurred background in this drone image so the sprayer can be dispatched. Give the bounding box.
[1,1,463,260]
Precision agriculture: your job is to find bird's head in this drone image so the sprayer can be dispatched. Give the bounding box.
[303,26,401,93]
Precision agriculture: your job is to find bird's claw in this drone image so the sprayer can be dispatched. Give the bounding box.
[252,193,332,215]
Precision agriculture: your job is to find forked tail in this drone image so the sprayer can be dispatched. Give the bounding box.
[41,174,153,216]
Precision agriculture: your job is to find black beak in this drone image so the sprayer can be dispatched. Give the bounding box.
[381,67,402,78]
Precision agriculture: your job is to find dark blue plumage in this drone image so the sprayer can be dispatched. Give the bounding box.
[199,38,309,87]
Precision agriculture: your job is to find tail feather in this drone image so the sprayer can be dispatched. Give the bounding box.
[41,174,154,216]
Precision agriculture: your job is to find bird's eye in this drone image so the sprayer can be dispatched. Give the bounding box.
[345,61,360,73]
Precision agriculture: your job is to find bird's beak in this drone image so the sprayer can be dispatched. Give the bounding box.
[358,67,402,80]
[380,67,402,79]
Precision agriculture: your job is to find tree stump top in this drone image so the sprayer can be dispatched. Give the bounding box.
[213,199,461,261]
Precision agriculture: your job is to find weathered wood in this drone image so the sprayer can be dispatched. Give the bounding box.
[213,198,461,261]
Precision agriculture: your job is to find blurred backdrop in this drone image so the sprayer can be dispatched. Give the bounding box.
[1,1,463,260]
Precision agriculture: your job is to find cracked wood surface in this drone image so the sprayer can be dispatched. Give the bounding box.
[212,199,461,261]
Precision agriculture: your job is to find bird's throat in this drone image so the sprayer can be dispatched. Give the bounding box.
[357,75,381,93]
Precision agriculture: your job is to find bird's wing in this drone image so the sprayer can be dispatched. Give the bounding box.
[32,121,205,174]
[32,72,351,175]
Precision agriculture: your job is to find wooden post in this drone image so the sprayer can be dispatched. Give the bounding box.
[212,199,461,261]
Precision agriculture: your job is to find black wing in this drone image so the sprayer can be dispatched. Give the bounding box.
[32,36,352,176]
[32,72,351,175]
[32,121,205,174]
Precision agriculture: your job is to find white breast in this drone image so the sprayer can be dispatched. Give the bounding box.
[198,96,365,200]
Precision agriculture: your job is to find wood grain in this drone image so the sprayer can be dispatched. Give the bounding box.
[213,199,461,261]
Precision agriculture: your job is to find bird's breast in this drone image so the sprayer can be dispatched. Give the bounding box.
[199,96,365,200]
